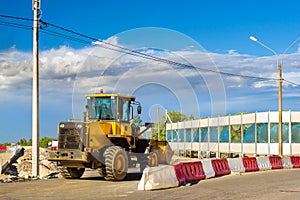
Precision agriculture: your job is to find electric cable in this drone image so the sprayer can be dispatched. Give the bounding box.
[0,14,295,83]
[283,79,300,87]
[0,20,32,30]
[0,14,33,22]
[41,19,278,81]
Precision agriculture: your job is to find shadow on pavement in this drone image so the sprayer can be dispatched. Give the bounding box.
[80,172,142,181]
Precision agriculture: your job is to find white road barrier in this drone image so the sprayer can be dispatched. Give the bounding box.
[256,156,272,171]
[200,159,215,179]
[281,156,293,169]
[227,158,245,173]
[138,165,179,191]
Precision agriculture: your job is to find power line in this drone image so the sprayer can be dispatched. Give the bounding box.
[41,29,92,45]
[0,14,33,22]
[283,79,300,87]
[40,28,158,61]
[0,14,286,82]
[0,20,32,30]
[40,19,278,81]
[0,17,187,70]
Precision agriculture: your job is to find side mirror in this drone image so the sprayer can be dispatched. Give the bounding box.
[137,105,142,114]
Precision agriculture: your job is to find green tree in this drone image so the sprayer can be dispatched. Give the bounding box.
[0,142,11,146]
[188,114,196,120]
[27,139,32,146]
[151,121,166,141]
[151,111,191,141]
[235,112,249,115]
[16,137,55,147]
[18,138,28,146]
[164,110,188,123]
[130,115,143,127]
[39,137,55,148]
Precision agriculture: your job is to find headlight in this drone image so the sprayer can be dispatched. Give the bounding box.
[59,124,65,128]
[77,124,83,129]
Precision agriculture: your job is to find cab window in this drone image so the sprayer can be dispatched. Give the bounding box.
[118,98,130,122]
[87,97,116,120]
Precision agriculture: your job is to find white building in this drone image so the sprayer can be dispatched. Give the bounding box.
[166,111,300,158]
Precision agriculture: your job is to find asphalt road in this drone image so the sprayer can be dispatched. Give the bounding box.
[1,168,300,200]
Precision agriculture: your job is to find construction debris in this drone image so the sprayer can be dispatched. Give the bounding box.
[0,146,59,183]
[1,146,24,175]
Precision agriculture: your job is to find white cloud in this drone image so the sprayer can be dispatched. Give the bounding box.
[228,49,239,55]
[252,80,277,88]
[92,36,119,46]
[1,36,300,118]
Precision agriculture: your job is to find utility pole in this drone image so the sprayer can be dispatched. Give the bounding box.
[250,35,300,157]
[32,0,40,177]
[157,107,160,141]
[250,36,283,156]
[278,63,283,156]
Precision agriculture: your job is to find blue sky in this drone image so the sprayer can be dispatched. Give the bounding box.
[1,0,300,143]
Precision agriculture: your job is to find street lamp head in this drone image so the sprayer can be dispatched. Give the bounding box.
[249,36,258,42]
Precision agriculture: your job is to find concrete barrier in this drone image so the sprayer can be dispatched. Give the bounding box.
[227,158,245,173]
[201,159,215,179]
[256,157,272,171]
[138,165,179,191]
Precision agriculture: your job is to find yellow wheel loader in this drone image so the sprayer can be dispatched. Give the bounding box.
[48,91,173,181]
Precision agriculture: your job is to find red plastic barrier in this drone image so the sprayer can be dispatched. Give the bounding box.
[173,163,185,186]
[181,161,206,182]
[173,161,206,185]
[211,159,230,177]
[268,156,283,169]
[242,157,259,172]
[0,146,7,151]
[290,156,300,168]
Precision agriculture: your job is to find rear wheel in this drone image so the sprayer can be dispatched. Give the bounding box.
[59,167,85,179]
[103,146,128,181]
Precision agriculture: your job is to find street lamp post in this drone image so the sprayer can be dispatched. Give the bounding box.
[250,35,300,156]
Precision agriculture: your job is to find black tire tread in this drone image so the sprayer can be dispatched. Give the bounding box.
[104,146,128,181]
[58,166,85,179]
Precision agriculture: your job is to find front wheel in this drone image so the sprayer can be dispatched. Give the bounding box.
[98,165,106,177]
[149,151,159,167]
[139,151,159,172]
[103,146,128,181]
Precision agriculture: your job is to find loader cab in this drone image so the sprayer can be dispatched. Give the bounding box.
[85,93,141,123]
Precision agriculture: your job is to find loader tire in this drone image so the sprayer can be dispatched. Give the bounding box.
[139,151,159,172]
[103,146,128,181]
[59,167,85,179]
[148,151,159,167]
[139,155,148,172]
[98,165,106,177]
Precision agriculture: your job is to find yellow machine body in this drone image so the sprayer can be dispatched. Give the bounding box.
[48,92,173,181]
